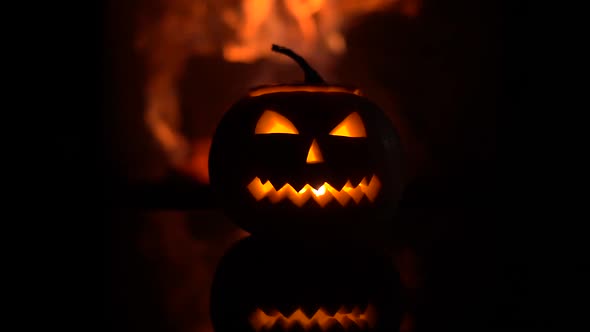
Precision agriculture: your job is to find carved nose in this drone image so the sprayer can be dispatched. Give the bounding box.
[306,139,324,164]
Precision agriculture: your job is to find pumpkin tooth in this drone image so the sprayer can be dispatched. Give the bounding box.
[267,183,286,203]
[311,178,329,190]
[340,180,353,192]
[339,315,356,330]
[324,174,345,192]
[331,306,349,327]
[247,177,272,201]
[325,183,350,206]
[343,181,364,204]
[361,175,381,203]
[358,177,369,188]
[311,184,333,207]
[260,306,277,316]
[322,317,340,331]
[309,182,325,191]
[276,315,290,330]
[310,307,331,326]
[289,185,311,207]
[300,305,321,320]
[348,174,366,188]
[248,308,264,331]
[282,305,303,319]
[268,177,290,192]
[287,309,309,324]
[291,180,308,193]
[250,308,279,331]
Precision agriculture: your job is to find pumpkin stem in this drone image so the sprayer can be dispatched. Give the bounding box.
[271,44,325,84]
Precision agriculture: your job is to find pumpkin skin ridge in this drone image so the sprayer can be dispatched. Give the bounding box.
[247,83,363,97]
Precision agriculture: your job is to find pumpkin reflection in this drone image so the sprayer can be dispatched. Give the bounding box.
[210,236,403,332]
[250,305,376,331]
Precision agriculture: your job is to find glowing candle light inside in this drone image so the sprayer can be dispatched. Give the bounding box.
[312,185,327,196]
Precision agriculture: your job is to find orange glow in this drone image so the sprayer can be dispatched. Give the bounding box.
[138,0,421,174]
[180,138,212,184]
[222,0,421,63]
[255,110,299,134]
[330,112,366,138]
[250,305,376,331]
[249,85,362,97]
[306,139,324,164]
[247,175,381,207]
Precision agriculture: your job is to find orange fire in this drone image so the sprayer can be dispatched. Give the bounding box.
[137,0,421,183]
[223,0,421,63]
[250,305,376,331]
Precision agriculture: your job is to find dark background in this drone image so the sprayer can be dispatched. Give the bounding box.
[81,0,535,331]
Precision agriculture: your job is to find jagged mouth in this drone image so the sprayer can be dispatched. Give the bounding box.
[247,175,381,207]
[250,304,376,331]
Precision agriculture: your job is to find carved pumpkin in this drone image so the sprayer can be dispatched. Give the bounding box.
[209,45,403,237]
[210,236,403,332]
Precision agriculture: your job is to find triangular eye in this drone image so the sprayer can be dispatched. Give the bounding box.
[255,110,299,134]
[329,112,366,138]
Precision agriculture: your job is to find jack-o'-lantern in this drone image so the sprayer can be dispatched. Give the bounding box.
[210,236,403,332]
[209,45,403,237]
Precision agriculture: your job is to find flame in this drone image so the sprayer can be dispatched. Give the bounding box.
[136,0,421,182]
[222,0,421,63]
[250,305,376,331]
[247,175,381,207]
